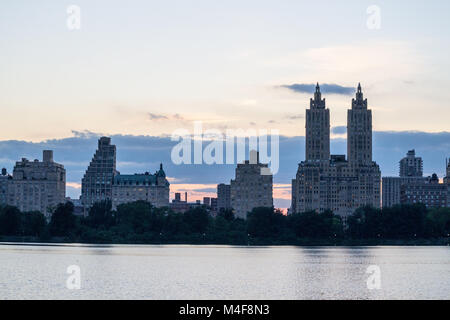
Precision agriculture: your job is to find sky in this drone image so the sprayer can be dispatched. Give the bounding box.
[0,0,449,208]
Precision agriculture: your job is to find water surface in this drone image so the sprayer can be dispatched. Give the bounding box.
[0,244,448,299]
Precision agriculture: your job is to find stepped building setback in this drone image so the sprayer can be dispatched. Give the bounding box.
[81,137,170,213]
[81,137,119,213]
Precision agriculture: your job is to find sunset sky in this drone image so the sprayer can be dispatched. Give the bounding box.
[1,0,449,208]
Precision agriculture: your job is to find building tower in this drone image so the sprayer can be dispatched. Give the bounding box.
[445,158,450,182]
[81,137,118,213]
[230,151,273,219]
[347,83,372,165]
[217,183,231,211]
[6,151,66,216]
[0,168,10,206]
[305,83,330,162]
[399,149,423,177]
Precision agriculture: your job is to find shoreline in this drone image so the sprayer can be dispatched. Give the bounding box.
[1,238,448,247]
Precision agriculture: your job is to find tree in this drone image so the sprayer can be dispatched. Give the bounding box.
[381,204,427,239]
[247,207,286,239]
[115,201,164,235]
[0,206,22,236]
[287,210,343,239]
[183,207,209,234]
[426,207,450,237]
[87,200,114,228]
[49,202,76,237]
[218,209,235,222]
[347,206,382,239]
[22,211,47,237]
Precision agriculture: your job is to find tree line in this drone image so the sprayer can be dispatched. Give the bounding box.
[0,201,449,245]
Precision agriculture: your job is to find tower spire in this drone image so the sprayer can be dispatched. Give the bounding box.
[314,82,322,102]
[352,82,367,109]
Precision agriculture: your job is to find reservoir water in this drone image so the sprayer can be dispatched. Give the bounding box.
[0,244,448,300]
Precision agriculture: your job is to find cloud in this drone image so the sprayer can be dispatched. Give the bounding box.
[71,130,101,139]
[148,113,187,121]
[148,113,169,120]
[332,126,347,134]
[280,83,355,96]
[285,114,304,120]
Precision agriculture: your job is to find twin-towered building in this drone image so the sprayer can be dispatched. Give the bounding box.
[291,84,381,217]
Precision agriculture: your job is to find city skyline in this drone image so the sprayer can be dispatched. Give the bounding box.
[0,107,449,209]
[1,84,449,212]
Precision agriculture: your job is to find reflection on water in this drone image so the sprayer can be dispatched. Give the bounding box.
[0,244,448,300]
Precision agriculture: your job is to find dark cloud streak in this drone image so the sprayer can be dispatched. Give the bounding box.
[281,83,355,96]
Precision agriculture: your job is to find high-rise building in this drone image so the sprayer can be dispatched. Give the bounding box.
[0,168,11,205]
[400,173,448,208]
[383,150,427,208]
[203,197,211,207]
[111,164,170,209]
[230,151,273,219]
[292,84,381,217]
[306,83,330,162]
[446,159,450,207]
[382,176,427,208]
[81,137,118,213]
[348,83,372,166]
[399,150,423,177]
[445,158,450,184]
[7,150,66,216]
[217,183,231,211]
[210,197,218,212]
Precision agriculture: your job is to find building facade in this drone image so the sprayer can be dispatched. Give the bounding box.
[382,176,427,208]
[0,168,11,205]
[111,164,170,209]
[6,150,66,216]
[446,159,450,207]
[382,150,444,208]
[306,83,330,162]
[81,137,118,213]
[217,183,231,211]
[399,149,423,177]
[292,84,381,218]
[400,174,448,208]
[230,151,273,219]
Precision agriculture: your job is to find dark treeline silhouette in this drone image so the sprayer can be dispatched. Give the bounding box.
[0,201,449,245]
